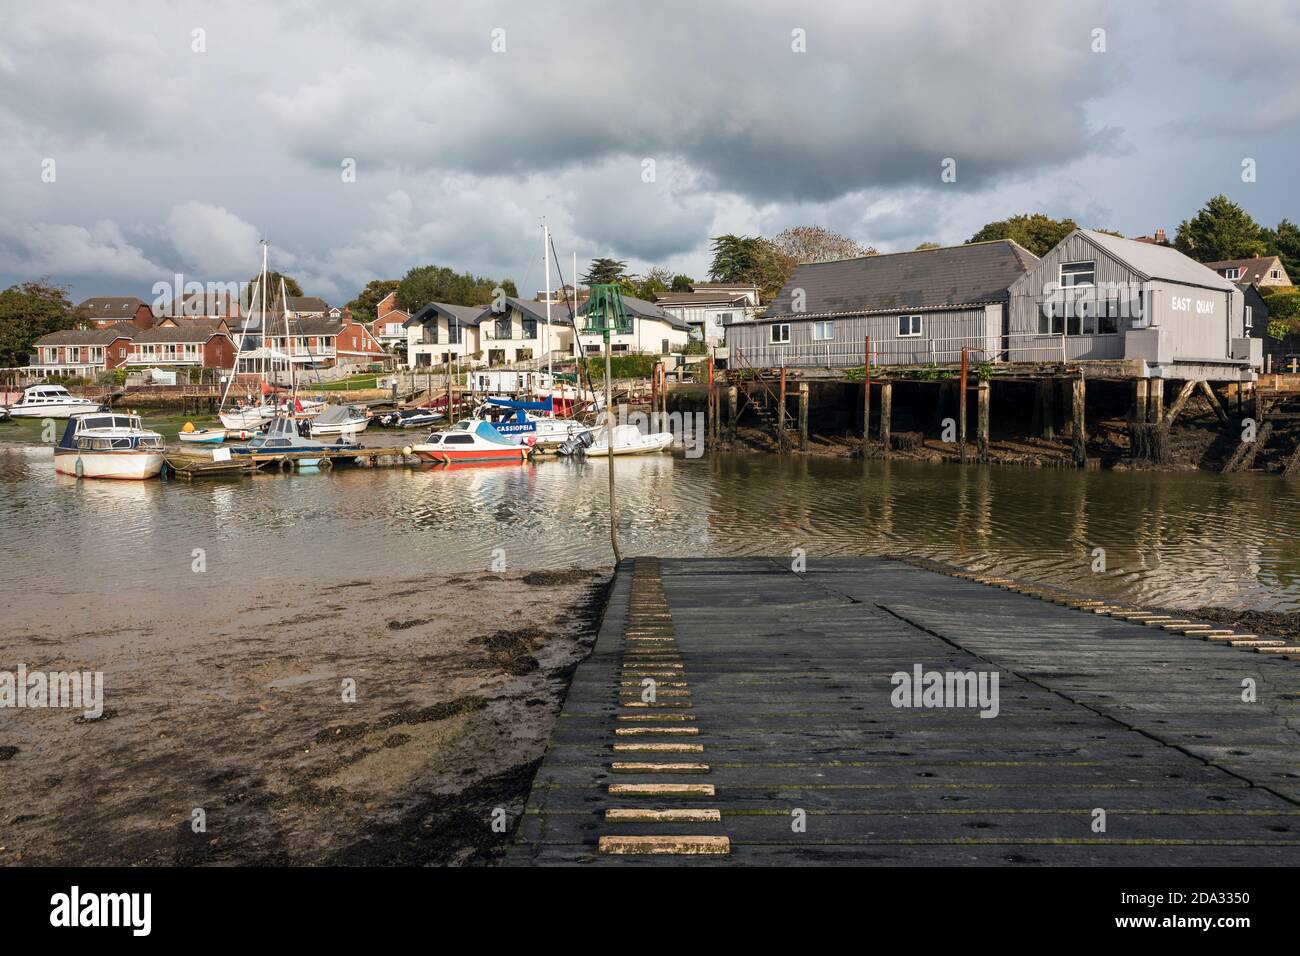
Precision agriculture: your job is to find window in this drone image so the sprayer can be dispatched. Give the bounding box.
[812,321,835,341]
[898,315,922,337]
[716,312,733,327]
[495,317,511,340]
[1245,306,1253,331]
[68,347,80,363]
[443,434,474,445]
[1271,270,1282,280]
[522,318,538,338]
[119,348,126,358]
[662,339,670,354]
[1224,267,1242,280]
[448,322,462,345]
[1060,261,1095,287]
[770,323,790,344]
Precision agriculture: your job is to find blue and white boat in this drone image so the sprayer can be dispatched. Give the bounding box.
[473,396,592,448]
[229,415,360,467]
[53,411,164,480]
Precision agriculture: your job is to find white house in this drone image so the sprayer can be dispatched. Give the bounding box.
[476,297,575,366]
[404,303,485,367]
[655,282,759,344]
[575,295,692,355]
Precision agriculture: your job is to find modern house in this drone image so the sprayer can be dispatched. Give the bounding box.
[475,297,573,366]
[371,291,410,348]
[29,321,237,378]
[76,296,155,330]
[1006,229,1260,381]
[725,240,1038,368]
[655,283,759,344]
[404,303,484,367]
[1204,255,1292,288]
[574,295,691,355]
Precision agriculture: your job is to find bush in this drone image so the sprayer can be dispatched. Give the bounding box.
[583,353,659,381]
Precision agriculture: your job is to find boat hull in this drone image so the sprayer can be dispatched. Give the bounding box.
[54,448,164,479]
[410,446,529,465]
[178,429,227,444]
[8,401,104,419]
[310,420,369,437]
[587,433,675,456]
[219,408,274,429]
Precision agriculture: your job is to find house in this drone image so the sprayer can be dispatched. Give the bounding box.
[371,291,410,348]
[126,320,237,370]
[153,292,242,321]
[282,296,330,316]
[1204,255,1292,288]
[1006,229,1259,380]
[76,296,155,330]
[1132,229,1170,246]
[655,283,759,344]
[475,297,574,366]
[404,303,484,367]
[28,328,137,379]
[245,310,388,371]
[725,240,1038,368]
[574,295,692,356]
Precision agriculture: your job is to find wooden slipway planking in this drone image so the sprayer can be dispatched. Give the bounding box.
[507,557,1300,866]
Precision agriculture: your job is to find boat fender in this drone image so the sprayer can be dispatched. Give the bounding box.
[278,458,292,474]
[402,445,413,457]
[74,456,83,478]
[318,457,333,471]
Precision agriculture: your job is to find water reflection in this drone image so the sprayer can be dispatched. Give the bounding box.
[3,441,1300,618]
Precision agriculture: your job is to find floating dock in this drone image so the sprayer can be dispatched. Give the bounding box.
[163,444,412,478]
[509,556,1300,865]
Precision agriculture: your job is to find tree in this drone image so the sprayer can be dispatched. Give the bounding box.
[1174,195,1269,262]
[248,271,303,304]
[346,279,400,324]
[707,235,764,282]
[631,266,673,301]
[769,225,875,264]
[396,265,517,312]
[0,280,78,367]
[914,242,942,251]
[1265,219,1300,280]
[967,214,1077,256]
[670,274,694,292]
[581,257,629,286]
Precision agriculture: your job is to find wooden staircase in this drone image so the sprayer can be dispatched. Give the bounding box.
[725,349,795,449]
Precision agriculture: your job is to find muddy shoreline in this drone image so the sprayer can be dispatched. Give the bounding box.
[0,568,612,866]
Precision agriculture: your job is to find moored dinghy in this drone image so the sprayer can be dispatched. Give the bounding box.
[178,422,227,444]
[581,423,674,457]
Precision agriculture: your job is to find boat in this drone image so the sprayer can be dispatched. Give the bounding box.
[309,404,370,437]
[219,401,276,430]
[579,423,674,457]
[407,419,532,464]
[53,411,165,479]
[376,406,444,429]
[178,423,227,444]
[228,415,360,465]
[4,384,106,419]
[473,396,593,448]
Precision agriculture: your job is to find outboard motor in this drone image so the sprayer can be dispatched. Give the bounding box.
[557,429,596,458]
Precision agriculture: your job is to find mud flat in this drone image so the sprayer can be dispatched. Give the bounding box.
[0,568,611,866]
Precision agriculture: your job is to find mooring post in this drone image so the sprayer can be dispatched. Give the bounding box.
[798,382,809,452]
[1133,378,1149,423]
[1072,375,1087,466]
[977,379,990,462]
[1149,377,1164,424]
[706,355,715,450]
[959,348,968,464]
[862,334,871,454]
[880,381,893,456]
[778,366,788,453]
[650,362,659,432]
[728,385,738,443]
[1039,378,1054,438]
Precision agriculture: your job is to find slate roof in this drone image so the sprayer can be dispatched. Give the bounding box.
[405,303,487,327]
[761,240,1039,321]
[76,296,147,320]
[132,321,230,343]
[35,327,135,346]
[1204,255,1291,285]
[1076,230,1238,291]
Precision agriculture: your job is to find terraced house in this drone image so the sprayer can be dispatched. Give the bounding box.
[29,319,237,379]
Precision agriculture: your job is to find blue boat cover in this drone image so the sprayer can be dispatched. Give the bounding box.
[486,395,554,413]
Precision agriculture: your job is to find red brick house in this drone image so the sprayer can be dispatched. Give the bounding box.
[29,328,136,378]
[76,296,156,330]
[29,320,237,378]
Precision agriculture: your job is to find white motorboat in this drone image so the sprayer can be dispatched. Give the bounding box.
[5,384,106,419]
[219,403,276,430]
[53,411,164,479]
[309,404,369,438]
[178,424,227,444]
[407,419,532,464]
[473,396,593,449]
[583,423,674,457]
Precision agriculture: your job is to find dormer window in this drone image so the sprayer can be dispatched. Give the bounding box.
[1224,267,1242,280]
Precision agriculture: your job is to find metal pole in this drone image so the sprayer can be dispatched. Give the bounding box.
[862,334,871,453]
[605,328,620,564]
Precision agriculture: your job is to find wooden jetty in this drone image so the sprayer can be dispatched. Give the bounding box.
[509,556,1300,866]
[163,443,411,478]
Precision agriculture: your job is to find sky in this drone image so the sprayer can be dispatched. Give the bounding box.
[1,0,1298,306]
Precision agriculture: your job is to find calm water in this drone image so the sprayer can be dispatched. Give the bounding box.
[3,440,1300,623]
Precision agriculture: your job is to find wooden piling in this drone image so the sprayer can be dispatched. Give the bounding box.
[880,381,892,456]
[650,363,659,431]
[1198,380,1229,425]
[706,356,715,450]
[727,386,737,444]
[1038,378,1054,438]
[1165,380,1197,427]
[958,348,968,464]
[1149,378,1164,424]
[1133,378,1149,424]
[778,366,788,454]
[977,379,990,463]
[798,382,809,452]
[1072,375,1087,466]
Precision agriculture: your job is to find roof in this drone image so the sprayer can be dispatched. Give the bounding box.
[474,297,556,325]
[155,293,239,318]
[132,321,229,344]
[76,296,146,319]
[619,295,691,330]
[1203,256,1290,284]
[655,292,750,307]
[1076,230,1237,291]
[35,327,135,346]
[691,282,757,293]
[761,240,1039,320]
[406,302,486,327]
[282,296,330,314]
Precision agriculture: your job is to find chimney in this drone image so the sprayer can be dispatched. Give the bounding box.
[1154,228,1166,244]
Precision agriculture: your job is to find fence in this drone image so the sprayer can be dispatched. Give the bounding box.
[731,332,1115,370]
